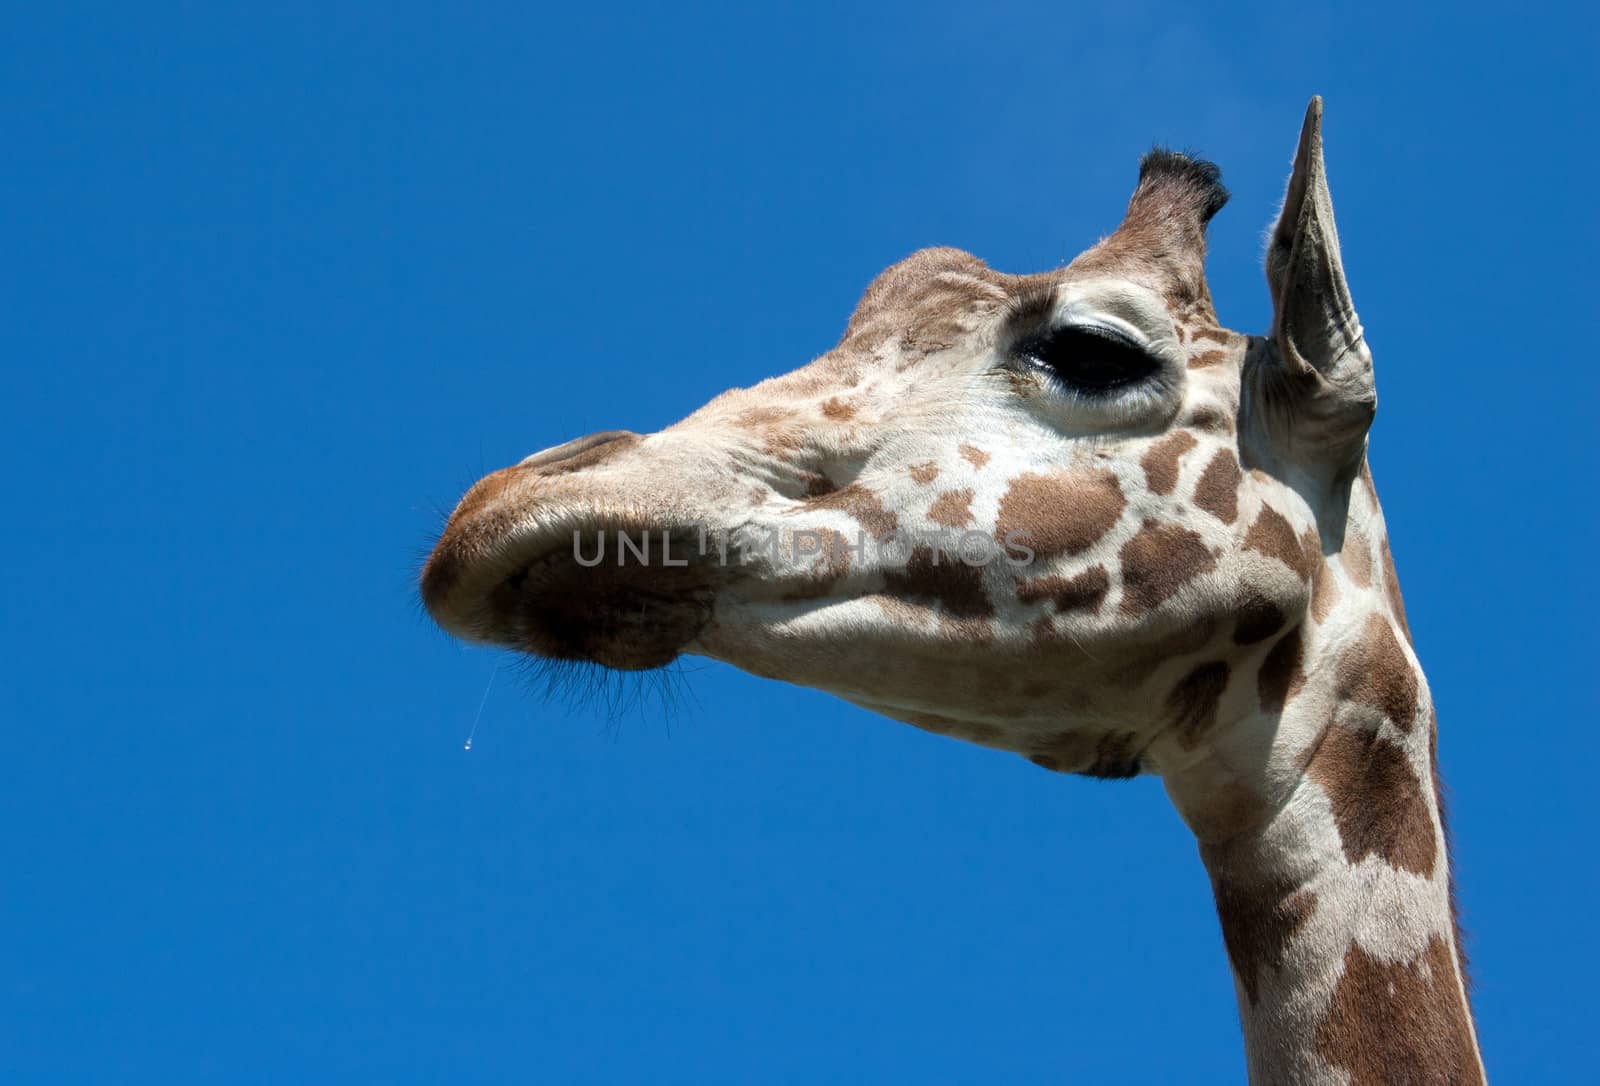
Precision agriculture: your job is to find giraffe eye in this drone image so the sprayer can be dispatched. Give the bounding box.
[1015,325,1161,393]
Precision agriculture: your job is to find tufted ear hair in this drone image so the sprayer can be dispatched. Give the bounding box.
[1071,149,1228,312]
[1262,98,1375,473]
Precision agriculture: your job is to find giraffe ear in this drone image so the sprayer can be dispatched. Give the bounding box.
[1264,98,1375,468]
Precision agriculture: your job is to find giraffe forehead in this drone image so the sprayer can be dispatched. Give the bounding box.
[844,241,1240,353]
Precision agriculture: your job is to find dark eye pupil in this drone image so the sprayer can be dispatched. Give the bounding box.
[1017,326,1159,392]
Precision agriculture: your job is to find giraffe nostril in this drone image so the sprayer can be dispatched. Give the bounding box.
[519,430,641,475]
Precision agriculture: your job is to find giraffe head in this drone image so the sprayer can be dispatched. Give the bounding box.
[422,99,1376,783]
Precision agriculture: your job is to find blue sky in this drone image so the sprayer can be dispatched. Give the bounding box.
[3,2,1595,1082]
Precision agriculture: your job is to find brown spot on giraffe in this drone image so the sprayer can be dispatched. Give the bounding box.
[1202,861,1317,1005]
[1244,505,1314,581]
[1306,723,1436,876]
[820,396,857,420]
[1118,520,1216,615]
[1310,551,1341,624]
[1186,406,1235,434]
[994,469,1125,560]
[1187,349,1229,369]
[1168,661,1231,749]
[908,461,939,485]
[958,442,991,469]
[882,546,995,622]
[1192,326,1233,345]
[1315,936,1479,1085]
[799,482,899,541]
[1341,523,1373,586]
[1258,625,1306,715]
[1140,431,1198,495]
[1193,447,1241,524]
[1335,613,1419,731]
[926,488,975,528]
[1016,565,1110,616]
[1232,590,1286,645]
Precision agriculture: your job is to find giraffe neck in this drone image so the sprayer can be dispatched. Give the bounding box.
[1197,751,1482,1084]
[1165,539,1485,1083]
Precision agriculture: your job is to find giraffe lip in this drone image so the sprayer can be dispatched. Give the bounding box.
[488,547,717,669]
[422,515,719,669]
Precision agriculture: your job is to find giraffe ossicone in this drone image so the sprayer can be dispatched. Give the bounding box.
[421,98,1485,1084]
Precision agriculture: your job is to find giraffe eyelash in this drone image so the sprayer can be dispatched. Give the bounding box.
[1001,280,1061,334]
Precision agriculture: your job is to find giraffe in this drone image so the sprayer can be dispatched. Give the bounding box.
[420,99,1485,1083]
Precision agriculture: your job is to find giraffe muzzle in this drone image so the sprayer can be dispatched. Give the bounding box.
[421,434,729,669]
